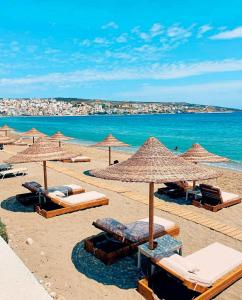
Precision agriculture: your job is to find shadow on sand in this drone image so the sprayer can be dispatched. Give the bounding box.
[71,241,142,289]
[154,192,192,206]
[1,196,35,213]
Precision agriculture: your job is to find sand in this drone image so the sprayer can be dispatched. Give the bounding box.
[0,143,241,300]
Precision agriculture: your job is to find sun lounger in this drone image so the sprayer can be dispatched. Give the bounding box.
[158,181,193,198]
[192,184,241,212]
[22,181,84,196]
[36,191,109,218]
[0,163,12,172]
[14,140,28,146]
[84,216,179,264]
[62,155,91,163]
[0,168,27,179]
[138,242,242,300]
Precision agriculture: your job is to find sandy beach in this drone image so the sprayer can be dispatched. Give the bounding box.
[0,143,241,300]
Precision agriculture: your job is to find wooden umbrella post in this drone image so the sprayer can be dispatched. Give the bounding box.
[193,180,196,190]
[148,182,155,250]
[33,136,35,144]
[43,161,48,191]
[59,140,61,147]
[109,146,111,165]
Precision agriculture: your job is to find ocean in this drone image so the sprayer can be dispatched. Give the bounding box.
[1,112,242,170]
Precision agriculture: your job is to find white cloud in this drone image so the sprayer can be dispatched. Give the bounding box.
[210,26,242,40]
[150,23,163,37]
[80,39,91,46]
[1,59,242,86]
[197,25,213,38]
[101,21,118,30]
[167,25,192,40]
[116,33,128,43]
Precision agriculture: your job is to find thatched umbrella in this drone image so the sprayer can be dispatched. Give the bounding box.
[21,128,47,143]
[6,138,74,191]
[0,136,15,145]
[92,134,129,165]
[180,143,229,163]
[0,124,14,136]
[91,137,222,250]
[50,131,73,147]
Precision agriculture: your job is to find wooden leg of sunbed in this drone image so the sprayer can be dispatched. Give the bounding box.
[138,278,155,300]
[36,198,109,218]
[194,265,242,300]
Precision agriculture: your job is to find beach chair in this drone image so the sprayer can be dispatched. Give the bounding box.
[158,181,193,198]
[62,155,91,163]
[0,163,12,172]
[84,216,180,264]
[22,181,85,195]
[35,191,109,218]
[0,168,27,179]
[138,242,242,300]
[192,184,241,212]
[14,139,28,146]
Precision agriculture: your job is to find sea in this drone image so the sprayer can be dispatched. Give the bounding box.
[1,112,242,171]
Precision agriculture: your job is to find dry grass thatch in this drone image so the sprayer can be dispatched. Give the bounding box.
[21,128,47,138]
[91,137,222,183]
[50,131,72,141]
[0,136,15,144]
[92,134,129,147]
[6,138,74,163]
[180,143,229,163]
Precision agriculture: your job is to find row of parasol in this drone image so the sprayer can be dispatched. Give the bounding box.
[2,123,229,251]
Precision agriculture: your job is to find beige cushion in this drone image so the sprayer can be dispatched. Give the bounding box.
[71,156,90,162]
[139,216,176,231]
[160,242,242,287]
[49,191,106,207]
[63,184,83,191]
[221,191,240,203]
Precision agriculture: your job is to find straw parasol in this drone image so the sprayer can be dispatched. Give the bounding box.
[7,138,74,191]
[91,137,222,250]
[50,131,73,147]
[0,124,14,136]
[92,134,129,165]
[0,136,15,145]
[21,128,47,143]
[180,143,229,163]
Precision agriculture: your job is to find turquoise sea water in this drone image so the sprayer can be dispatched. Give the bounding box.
[1,112,242,169]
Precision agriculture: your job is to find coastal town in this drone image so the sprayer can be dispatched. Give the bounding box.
[0,98,237,116]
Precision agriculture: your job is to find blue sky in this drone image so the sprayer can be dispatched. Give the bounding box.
[1,1,242,108]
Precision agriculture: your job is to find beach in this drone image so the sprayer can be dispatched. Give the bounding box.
[0,143,241,300]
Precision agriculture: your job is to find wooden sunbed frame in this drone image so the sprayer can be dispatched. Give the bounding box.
[192,184,241,212]
[138,263,242,300]
[192,198,241,212]
[35,196,109,218]
[84,225,180,264]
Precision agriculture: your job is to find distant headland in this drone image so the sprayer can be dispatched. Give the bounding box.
[0,97,240,116]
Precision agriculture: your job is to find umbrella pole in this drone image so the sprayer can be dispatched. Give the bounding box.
[59,140,61,147]
[33,136,35,144]
[109,146,111,165]
[43,161,48,191]
[193,180,196,190]
[149,182,155,250]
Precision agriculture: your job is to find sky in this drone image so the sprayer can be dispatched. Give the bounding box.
[1,1,242,108]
